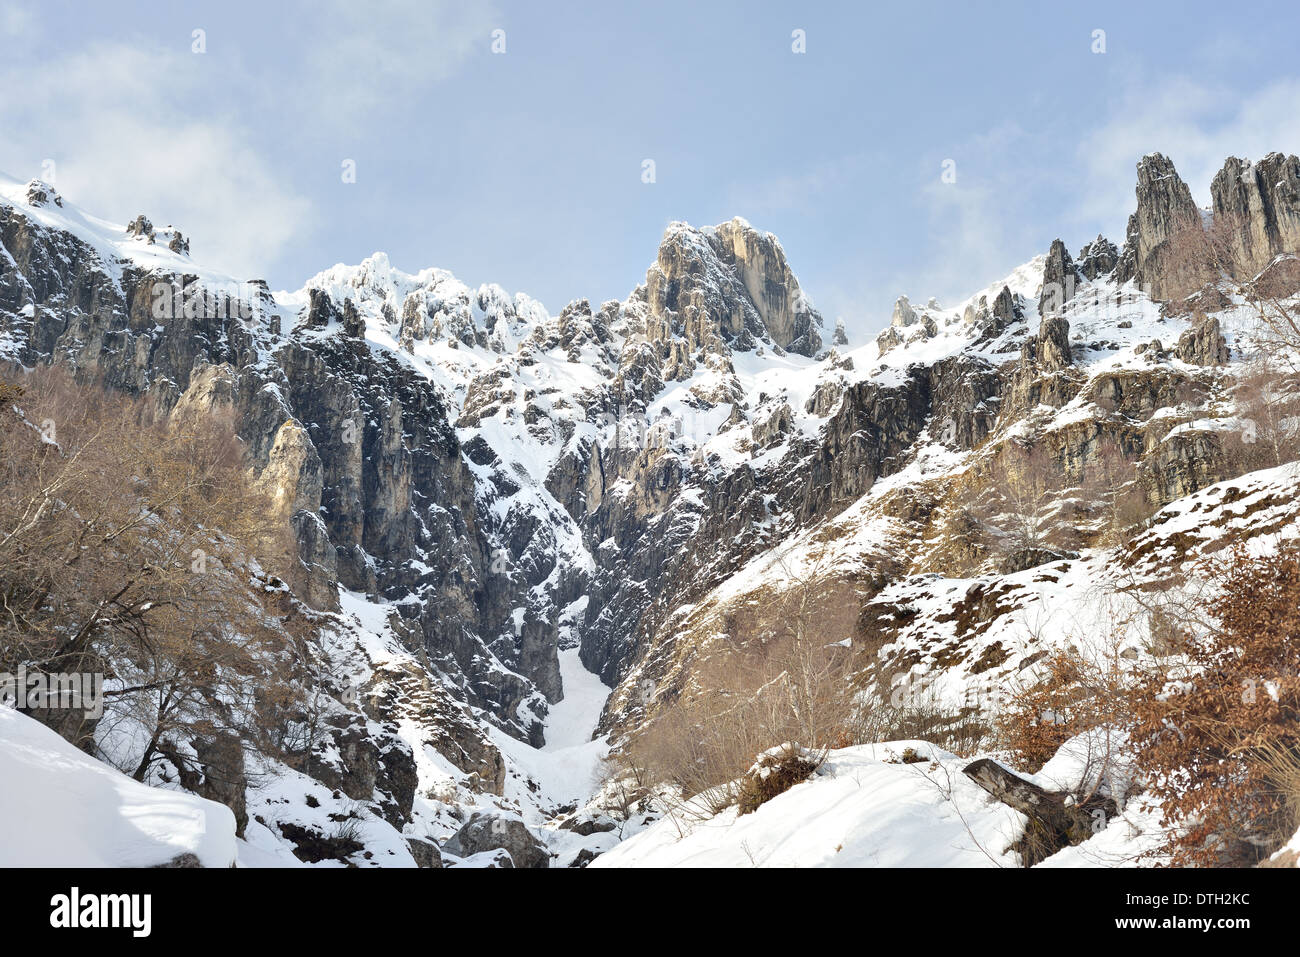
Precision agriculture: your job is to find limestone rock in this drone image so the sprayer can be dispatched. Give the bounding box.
[1174,314,1230,366]
[1077,235,1118,280]
[1210,152,1300,279]
[406,838,443,868]
[24,180,62,209]
[1114,153,1202,299]
[442,813,549,868]
[645,218,823,358]
[1039,239,1080,317]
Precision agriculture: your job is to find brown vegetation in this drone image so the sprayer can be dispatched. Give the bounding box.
[1127,543,1300,866]
[615,555,861,815]
[0,364,305,780]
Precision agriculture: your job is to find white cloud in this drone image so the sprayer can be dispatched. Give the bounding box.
[1075,75,1300,233]
[724,153,874,216]
[894,76,1300,331]
[0,43,312,280]
[0,2,34,37]
[903,122,1044,312]
[298,0,500,122]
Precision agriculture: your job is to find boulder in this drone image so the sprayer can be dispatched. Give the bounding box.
[442,813,549,868]
[1175,315,1230,366]
[406,837,444,869]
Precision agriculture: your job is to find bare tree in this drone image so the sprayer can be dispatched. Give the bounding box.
[619,551,863,816]
[1231,357,1300,470]
[0,364,304,778]
[973,436,1063,569]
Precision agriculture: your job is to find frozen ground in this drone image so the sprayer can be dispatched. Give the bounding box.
[0,707,237,867]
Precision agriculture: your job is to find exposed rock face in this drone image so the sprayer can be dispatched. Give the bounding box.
[1039,239,1080,317]
[976,285,1023,341]
[1115,153,1202,298]
[126,214,156,243]
[892,295,918,329]
[877,295,935,355]
[1211,153,1300,279]
[443,813,549,868]
[644,218,823,358]
[193,734,250,838]
[1175,314,1230,366]
[1077,235,1118,280]
[363,657,507,796]
[24,179,62,209]
[1036,316,1073,371]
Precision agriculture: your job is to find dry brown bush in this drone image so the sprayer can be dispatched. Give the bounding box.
[994,647,1132,774]
[0,364,304,778]
[735,747,819,815]
[1127,543,1300,866]
[618,555,861,815]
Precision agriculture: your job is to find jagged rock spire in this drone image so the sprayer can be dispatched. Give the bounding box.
[1115,153,1201,299]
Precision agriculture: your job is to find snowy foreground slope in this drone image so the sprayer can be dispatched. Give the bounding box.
[593,738,1166,868]
[0,709,236,868]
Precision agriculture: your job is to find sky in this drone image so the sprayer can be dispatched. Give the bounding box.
[3,0,1300,340]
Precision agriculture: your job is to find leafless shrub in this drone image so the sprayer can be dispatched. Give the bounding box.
[619,553,862,816]
[0,363,306,778]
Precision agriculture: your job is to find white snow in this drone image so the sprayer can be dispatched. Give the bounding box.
[0,707,237,867]
[593,742,1024,868]
[488,649,612,818]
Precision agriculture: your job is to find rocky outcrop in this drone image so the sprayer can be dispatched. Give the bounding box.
[877,295,938,355]
[972,285,1024,342]
[1077,235,1118,280]
[644,218,823,358]
[1210,153,1300,280]
[442,813,549,868]
[1175,314,1230,366]
[1036,316,1073,372]
[24,179,62,209]
[1115,153,1202,299]
[1039,239,1080,317]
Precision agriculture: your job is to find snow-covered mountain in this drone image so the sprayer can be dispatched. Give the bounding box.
[4,150,1300,868]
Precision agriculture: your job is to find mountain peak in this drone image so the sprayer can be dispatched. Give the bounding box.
[647,216,823,358]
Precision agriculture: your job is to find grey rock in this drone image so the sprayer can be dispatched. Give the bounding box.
[1175,314,1230,366]
[406,837,444,869]
[1077,235,1118,280]
[1039,239,1080,317]
[1114,153,1202,299]
[1211,152,1300,280]
[443,813,549,868]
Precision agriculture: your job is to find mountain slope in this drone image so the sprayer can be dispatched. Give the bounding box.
[4,150,1300,866]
